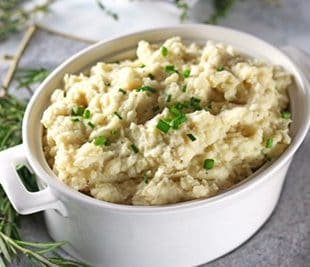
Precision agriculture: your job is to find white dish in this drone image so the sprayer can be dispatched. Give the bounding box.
[0,25,309,267]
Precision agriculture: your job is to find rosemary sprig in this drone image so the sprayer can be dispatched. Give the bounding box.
[0,0,54,42]
[0,232,90,266]
[15,68,49,94]
[0,80,89,266]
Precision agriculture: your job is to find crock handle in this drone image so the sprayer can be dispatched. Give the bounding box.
[0,144,67,216]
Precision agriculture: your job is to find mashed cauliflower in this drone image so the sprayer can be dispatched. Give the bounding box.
[41,37,292,205]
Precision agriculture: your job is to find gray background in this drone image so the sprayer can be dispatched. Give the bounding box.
[0,0,309,266]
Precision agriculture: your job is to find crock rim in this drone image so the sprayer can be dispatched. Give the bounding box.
[22,24,310,213]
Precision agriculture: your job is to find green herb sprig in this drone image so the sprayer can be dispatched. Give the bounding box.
[15,68,49,95]
[0,0,54,42]
[0,71,89,266]
[0,232,90,267]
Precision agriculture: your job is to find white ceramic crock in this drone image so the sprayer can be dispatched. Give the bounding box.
[0,25,309,267]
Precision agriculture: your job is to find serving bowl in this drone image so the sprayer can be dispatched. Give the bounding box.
[0,25,309,267]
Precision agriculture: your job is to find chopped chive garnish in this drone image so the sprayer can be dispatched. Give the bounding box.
[166,94,172,103]
[190,97,202,110]
[187,133,197,141]
[174,102,186,110]
[169,106,182,117]
[156,119,171,133]
[281,111,291,119]
[183,69,190,78]
[143,173,149,184]
[83,109,91,119]
[217,67,224,72]
[171,115,187,129]
[140,64,146,68]
[266,138,273,148]
[181,84,187,92]
[104,81,111,86]
[148,73,155,79]
[119,88,127,95]
[94,136,108,146]
[113,60,120,64]
[163,118,173,123]
[88,121,95,129]
[156,103,188,133]
[114,111,122,120]
[165,65,179,74]
[136,86,156,93]
[204,159,215,170]
[71,106,85,116]
[131,144,139,153]
[71,117,80,122]
[161,46,168,57]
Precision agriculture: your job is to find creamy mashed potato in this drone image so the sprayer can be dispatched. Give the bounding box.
[41,37,292,205]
